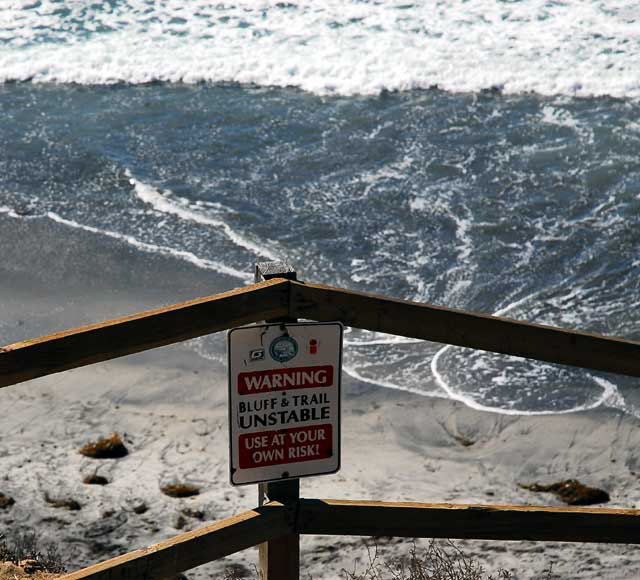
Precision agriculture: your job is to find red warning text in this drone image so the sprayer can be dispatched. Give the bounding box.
[238,365,333,395]
[239,424,333,469]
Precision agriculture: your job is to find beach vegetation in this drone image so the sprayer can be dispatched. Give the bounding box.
[223,540,555,579]
[0,529,66,575]
[223,562,253,578]
[341,541,514,580]
[78,433,128,459]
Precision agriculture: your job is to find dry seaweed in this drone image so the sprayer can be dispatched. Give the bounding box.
[79,433,128,459]
[519,479,610,506]
[161,484,200,498]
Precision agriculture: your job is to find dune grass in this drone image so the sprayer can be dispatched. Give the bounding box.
[0,529,66,575]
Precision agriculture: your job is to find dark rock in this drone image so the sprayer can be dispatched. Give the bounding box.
[0,493,15,509]
[132,502,148,514]
[44,493,81,510]
[83,474,109,485]
[181,507,205,520]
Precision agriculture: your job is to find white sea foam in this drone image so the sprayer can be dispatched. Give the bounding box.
[429,288,625,416]
[429,342,617,416]
[344,335,422,347]
[343,359,446,400]
[128,172,278,261]
[1,1,639,98]
[540,106,581,130]
[0,204,40,219]
[45,211,251,281]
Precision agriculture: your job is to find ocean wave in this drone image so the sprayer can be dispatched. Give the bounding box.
[128,171,278,261]
[1,1,639,98]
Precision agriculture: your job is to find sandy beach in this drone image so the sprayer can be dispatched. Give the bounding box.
[2,214,640,579]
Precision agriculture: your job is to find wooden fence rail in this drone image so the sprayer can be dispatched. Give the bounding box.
[296,499,640,544]
[3,278,640,390]
[0,279,289,388]
[59,502,294,580]
[59,499,640,580]
[290,280,640,378]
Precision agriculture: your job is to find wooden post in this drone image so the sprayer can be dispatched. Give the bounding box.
[255,262,300,580]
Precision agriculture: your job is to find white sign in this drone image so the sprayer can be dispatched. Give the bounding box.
[228,322,342,486]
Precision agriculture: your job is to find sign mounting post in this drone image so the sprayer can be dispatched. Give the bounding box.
[229,262,342,580]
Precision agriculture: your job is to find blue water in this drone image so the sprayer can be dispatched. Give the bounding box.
[2,1,640,416]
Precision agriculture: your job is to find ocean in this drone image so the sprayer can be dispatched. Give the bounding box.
[1,0,640,417]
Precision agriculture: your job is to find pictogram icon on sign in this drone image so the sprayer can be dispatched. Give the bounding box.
[249,348,265,361]
[269,335,298,362]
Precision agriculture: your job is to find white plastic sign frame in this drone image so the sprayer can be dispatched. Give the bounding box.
[228,321,342,486]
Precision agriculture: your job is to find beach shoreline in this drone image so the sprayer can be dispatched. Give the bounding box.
[2,213,640,579]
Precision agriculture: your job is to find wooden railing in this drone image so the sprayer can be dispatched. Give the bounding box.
[2,268,640,580]
[57,499,640,580]
[4,278,640,390]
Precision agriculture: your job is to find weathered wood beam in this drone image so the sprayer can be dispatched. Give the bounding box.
[5,277,640,389]
[290,281,640,378]
[0,279,289,388]
[297,499,640,544]
[58,502,293,580]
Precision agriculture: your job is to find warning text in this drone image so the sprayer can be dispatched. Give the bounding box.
[239,424,333,469]
[238,365,334,395]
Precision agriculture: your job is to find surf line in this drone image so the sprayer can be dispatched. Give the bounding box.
[430,291,622,416]
[127,170,278,261]
[45,212,249,280]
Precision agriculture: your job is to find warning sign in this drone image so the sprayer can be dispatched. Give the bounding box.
[228,322,342,486]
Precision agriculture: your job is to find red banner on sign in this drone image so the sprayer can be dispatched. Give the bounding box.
[237,365,334,395]
[239,424,333,469]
